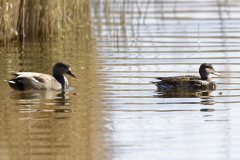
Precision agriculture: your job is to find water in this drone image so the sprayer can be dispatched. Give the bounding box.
[1,0,240,159]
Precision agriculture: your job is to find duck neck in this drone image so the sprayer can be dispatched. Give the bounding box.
[199,71,209,81]
[53,74,65,90]
[201,75,212,81]
[201,76,208,80]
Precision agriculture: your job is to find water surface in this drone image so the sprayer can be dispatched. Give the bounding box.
[1,0,240,160]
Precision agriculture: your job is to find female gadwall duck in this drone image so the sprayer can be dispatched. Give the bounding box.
[7,61,77,91]
[152,63,220,90]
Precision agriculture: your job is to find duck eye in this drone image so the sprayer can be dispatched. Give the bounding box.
[207,66,213,69]
[63,66,68,69]
[59,64,68,69]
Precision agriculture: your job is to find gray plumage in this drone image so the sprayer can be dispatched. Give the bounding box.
[152,63,220,90]
[7,61,77,91]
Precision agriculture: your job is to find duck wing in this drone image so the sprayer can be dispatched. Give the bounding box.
[152,75,203,90]
[156,75,200,81]
[8,72,61,90]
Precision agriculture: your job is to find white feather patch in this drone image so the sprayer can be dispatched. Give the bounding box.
[17,75,40,83]
[8,80,15,84]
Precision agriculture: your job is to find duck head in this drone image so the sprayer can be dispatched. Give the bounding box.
[199,63,220,80]
[53,61,77,78]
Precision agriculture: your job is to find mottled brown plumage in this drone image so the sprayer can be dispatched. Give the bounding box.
[152,63,220,90]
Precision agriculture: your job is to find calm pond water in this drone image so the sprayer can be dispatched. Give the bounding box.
[1,0,240,160]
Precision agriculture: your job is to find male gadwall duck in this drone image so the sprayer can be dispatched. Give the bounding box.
[151,63,220,90]
[7,61,77,91]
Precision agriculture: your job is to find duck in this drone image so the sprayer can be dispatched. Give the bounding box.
[7,61,77,91]
[151,63,220,90]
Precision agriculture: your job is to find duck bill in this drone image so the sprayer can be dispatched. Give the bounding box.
[68,71,78,78]
[212,71,221,77]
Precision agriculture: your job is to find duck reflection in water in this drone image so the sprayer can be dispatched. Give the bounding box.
[11,89,74,119]
[9,89,73,104]
[154,89,214,98]
[151,63,220,98]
